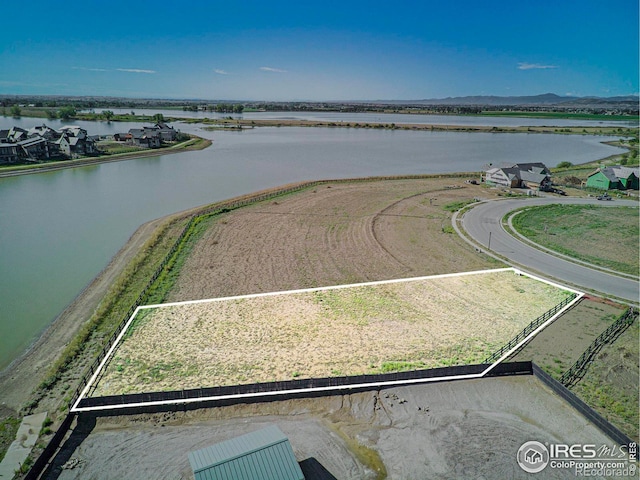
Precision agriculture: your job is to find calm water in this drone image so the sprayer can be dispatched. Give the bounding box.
[0,118,628,369]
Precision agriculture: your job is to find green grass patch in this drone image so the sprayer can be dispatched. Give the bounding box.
[479,111,639,122]
[570,321,639,441]
[0,416,21,463]
[442,199,476,212]
[511,204,639,275]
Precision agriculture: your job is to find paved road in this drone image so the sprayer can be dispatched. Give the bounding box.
[459,197,639,303]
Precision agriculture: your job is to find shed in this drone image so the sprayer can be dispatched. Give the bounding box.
[188,425,305,480]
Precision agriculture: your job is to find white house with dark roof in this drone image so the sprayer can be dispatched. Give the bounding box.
[485,162,551,189]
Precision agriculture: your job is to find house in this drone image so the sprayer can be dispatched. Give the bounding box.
[0,143,20,164]
[586,166,639,191]
[0,123,100,164]
[114,132,132,142]
[54,135,71,157]
[485,166,521,188]
[188,425,304,480]
[8,126,28,142]
[155,122,177,141]
[512,163,552,189]
[59,126,96,156]
[485,162,551,189]
[17,137,51,161]
[129,128,161,148]
[28,124,59,140]
[611,166,639,190]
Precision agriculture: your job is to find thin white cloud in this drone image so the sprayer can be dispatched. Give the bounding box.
[116,68,157,74]
[214,69,230,75]
[518,63,558,70]
[260,66,287,73]
[72,66,109,72]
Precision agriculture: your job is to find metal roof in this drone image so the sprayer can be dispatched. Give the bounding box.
[188,425,304,480]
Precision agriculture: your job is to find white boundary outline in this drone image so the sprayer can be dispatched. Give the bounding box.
[71,267,584,413]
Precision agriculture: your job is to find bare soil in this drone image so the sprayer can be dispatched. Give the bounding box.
[93,271,568,396]
[167,179,499,301]
[49,376,614,480]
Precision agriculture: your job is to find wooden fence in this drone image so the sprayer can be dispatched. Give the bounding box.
[560,307,637,387]
[483,293,578,365]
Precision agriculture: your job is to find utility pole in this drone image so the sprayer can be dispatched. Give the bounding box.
[488,231,492,250]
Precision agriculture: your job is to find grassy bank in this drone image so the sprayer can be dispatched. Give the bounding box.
[511,204,639,275]
[479,110,639,122]
[570,319,639,441]
[195,117,638,137]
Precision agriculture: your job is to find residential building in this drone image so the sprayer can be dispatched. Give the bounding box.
[586,166,639,190]
[485,162,551,189]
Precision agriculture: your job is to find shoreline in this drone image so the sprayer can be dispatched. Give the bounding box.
[0,213,183,412]
[0,136,211,178]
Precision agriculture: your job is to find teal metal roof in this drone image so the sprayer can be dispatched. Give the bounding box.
[188,425,304,480]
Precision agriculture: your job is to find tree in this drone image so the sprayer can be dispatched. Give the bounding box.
[58,106,76,120]
[233,104,244,114]
[10,105,21,117]
[556,161,572,169]
[102,110,114,122]
[47,109,58,120]
[153,113,164,123]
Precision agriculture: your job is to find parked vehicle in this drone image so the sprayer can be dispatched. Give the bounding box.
[596,193,612,201]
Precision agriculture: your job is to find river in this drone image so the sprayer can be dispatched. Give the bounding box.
[0,115,630,369]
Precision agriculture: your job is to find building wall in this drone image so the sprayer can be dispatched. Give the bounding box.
[585,172,614,190]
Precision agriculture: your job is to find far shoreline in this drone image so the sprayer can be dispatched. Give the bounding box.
[0,135,211,178]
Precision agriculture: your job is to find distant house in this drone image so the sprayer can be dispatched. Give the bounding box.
[8,126,28,142]
[17,137,51,160]
[586,166,639,191]
[0,143,20,164]
[485,162,551,189]
[129,128,161,148]
[29,124,59,140]
[486,167,521,188]
[114,133,132,142]
[0,123,100,164]
[59,126,96,156]
[155,122,177,141]
[513,163,552,188]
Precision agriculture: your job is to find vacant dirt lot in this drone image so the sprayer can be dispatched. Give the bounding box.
[92,270,569,395]
[166,178,502,301]
[50,376,614,480]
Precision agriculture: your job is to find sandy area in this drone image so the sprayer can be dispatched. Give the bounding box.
[49,376,614,480]
[93,271,569,395]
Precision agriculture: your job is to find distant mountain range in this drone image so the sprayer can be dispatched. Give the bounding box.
[388,93,639,106]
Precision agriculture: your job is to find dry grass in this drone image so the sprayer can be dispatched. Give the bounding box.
[91,270,570,396]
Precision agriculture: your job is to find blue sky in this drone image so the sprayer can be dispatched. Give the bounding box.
[1,1,637,101]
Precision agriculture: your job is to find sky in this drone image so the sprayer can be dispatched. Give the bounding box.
[1,0,638,101]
